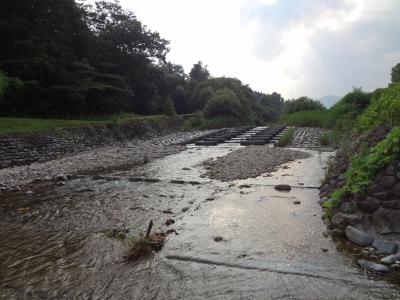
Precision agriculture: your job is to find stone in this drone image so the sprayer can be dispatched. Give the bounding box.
[373,191,392,201]
[340,202,354,213]
[357,260,390,272]
[380,176,397,189]
[344,214,362,226]
[54,174,68,181]
[214,236,223,242]
[357,197,380,214]
[331,212,347,228]
[392,183,400,197]
[381,254,396,265]
[332,228,345,237]
[26,190,34,196]
[181,207,189,212]
[391,264,400,270]
[345,225,374,246]
[386,165,397,176]
[274,184,291,191]
[382,200,400,210]
[397,172,400,180]
[372,239,399,254]
[293,201,301,205]
[239,184,252,189]
[367,183,384,194]
[165,219,175,226]
[372,208,400,234]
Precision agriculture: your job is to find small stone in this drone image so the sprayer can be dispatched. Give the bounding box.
[372,239,399,254]
[293,201,301,205]
[332,228,345,237]
[182,167,191,170]
[274,184,291,191]
[321,248,328,252]
[391,263,400,269]
[165,219,175,226]
[345,225,374,246]
[214,236,223,242]
[182,207,189,212]
[26,190,34,196]
[381,255,395,265]
[357,259,390,272]
[205,197,215,201]
[239,184,252,189]
[54,174,68,182]
[331,212,347,228]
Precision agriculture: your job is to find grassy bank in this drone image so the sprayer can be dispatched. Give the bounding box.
[0,114,172,135]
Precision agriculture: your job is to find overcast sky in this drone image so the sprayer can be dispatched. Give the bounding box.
[120,0,400,99]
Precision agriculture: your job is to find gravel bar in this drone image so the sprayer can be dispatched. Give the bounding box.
[202,146,310,181]
[0,131,213,191]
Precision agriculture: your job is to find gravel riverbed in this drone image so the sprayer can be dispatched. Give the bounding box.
[202,146,310,181]
[0,131,212,191]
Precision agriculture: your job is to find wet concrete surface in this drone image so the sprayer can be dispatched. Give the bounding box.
[1,145,400,299]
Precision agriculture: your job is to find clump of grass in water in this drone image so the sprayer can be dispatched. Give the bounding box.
[121,221,165,261]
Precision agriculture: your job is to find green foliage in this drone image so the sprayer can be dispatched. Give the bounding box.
[392,63,400,83]
[333,127,400,200]
[278,128,295,147]
[284,96,325,114]
[279,110,329,127]
[357,83,400,131]
[204,88,243,119]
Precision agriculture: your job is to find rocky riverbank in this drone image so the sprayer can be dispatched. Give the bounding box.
[202,146,310,181]
[0,131,210,191]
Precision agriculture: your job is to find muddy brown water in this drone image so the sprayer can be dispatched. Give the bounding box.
[0,145,399,299]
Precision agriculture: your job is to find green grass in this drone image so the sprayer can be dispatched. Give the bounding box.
[0,114,172,135]
[278,110,330,128]
[278,128,295,147]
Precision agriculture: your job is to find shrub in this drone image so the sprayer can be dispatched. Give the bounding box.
[278,128,295,147]
[320,132,331,146]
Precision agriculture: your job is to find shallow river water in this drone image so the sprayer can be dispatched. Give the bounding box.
[0,145,399,299]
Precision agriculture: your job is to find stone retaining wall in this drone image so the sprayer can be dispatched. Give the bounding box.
[0,116,183,169]
[322,160,400,234]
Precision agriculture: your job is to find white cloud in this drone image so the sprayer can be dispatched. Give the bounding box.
[120,0,400,98]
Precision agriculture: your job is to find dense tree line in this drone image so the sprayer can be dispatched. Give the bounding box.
[0,0,285,124]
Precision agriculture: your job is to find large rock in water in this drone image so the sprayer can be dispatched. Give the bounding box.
[345,225,374,246]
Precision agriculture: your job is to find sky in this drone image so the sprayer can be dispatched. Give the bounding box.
[120,0,400,99]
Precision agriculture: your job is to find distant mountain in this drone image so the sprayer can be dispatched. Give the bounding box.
[317,95,341,108]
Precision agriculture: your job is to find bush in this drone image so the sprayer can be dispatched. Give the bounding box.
[357,83,400,131]
[320,132,331,146]
[284,96,325,114]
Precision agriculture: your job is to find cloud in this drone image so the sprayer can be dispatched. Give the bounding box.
[119,0,400,98]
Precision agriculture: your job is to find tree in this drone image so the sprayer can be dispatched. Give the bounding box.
[189,61,210,83]
[391,63,400,83]
[203,87,243,119]
[284,96,325,114]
